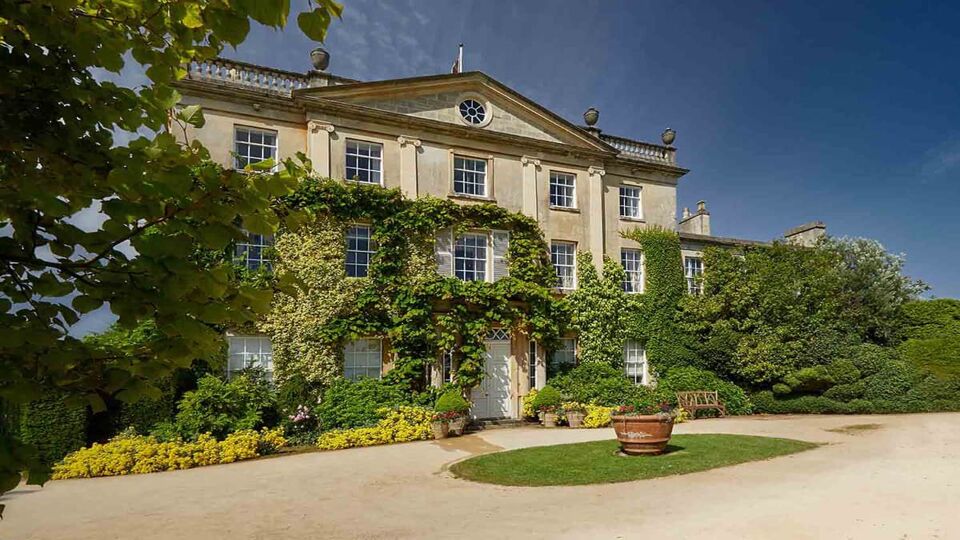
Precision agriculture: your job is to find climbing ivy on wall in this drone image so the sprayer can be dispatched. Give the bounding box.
[262,178,567,392]
[567,227,694,380]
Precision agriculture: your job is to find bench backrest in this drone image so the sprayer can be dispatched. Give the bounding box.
[676,391,720,408]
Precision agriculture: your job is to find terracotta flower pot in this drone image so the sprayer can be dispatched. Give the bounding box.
[611,414,674,455]
[565,411,585,428]
[448,416,466,436]
[431,420,449,439]
[543,412,558,428]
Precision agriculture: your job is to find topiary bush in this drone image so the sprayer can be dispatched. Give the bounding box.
[548,363,642,406]
[434,390,470,415]
[658,366,752,415]
[529,385,563,412]
[782,365,835,394]
[826,359,861,385]
[172,374,277,440]
[823,379,867,401]
[862,360,915,401]
[317,377,407,430]
[20,393,88,465]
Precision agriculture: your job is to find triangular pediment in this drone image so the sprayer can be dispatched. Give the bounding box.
[294,72,611,151]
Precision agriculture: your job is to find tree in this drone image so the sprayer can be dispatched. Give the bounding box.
[0,0,342,510]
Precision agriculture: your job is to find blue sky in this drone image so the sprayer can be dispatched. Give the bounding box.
[221,0,960,297]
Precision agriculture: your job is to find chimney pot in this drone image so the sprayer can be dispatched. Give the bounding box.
[697,200,707,213]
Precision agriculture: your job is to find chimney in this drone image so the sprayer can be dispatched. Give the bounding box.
[784,221,827,247]
[678,200,711,236]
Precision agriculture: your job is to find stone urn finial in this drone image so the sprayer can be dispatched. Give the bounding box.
[310,47,330,71]
[583,107,599,127]
[661,128,676,146]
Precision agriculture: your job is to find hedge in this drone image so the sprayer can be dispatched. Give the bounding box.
[20,393,88,465]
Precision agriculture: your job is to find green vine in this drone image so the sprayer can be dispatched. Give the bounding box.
[264,178,565,392]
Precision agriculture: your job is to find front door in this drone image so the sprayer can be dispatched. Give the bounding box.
[470,330,512,419]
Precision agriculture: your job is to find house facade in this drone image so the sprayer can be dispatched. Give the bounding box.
[174,53,823,420]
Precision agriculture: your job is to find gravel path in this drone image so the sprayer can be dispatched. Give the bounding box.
[3,413,958,539]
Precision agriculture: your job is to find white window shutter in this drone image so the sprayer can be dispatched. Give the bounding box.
[492,230,510,281]
[435,229,454,277]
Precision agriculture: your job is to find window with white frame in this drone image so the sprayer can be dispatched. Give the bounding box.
[549,171,576,208]
[454,233,488,282]
[345,140,383,184]
[442,350,455,384]
[528,341,538,390]
[624,340,648,385]
[234,232,274,271]
[551,338,577,369]
[551,241,576,290]
[343,338,382,380]
[619,185,642,219]
[346,225,375,277]
[685,256,704,295]
[234,127,277,169]
[227,335,273,380]
[453,155,487,197]
[621,249,644,293]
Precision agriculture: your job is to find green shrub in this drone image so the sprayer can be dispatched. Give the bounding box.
[20,393,88,465]
[434,390,470,414]
[845,343,896,377]
[823,380,866,401]
[172,374,277,440]
[862,360,914,401]
[317,377,407,430]
[530,385,563,412]
[826,359,861,385]
[548,363,642,406]
[749,391,852,414]
[899,336,960,380]
[772,383,792,396]
[658,366,752,415]
[782,365,834,394]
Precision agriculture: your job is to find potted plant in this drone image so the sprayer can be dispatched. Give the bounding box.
[563,402,586,428]
[435,390,471,436]
[610,402,676,455]
[530,385,563,428]
[430,411,455,439]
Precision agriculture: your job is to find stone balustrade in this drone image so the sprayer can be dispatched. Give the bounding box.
[186,58,309,94]
[600,134,677,165]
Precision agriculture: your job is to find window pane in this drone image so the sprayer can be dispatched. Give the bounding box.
[454,233,487,281]
[453,156,487,196]
[234,127,278,170]
[551,242,576,289]
[345,140,384,184]
[234,231,274,271]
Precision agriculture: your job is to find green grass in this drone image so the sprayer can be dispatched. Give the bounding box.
[449,434,819,486]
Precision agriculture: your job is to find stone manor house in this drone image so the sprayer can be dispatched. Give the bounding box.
[174,51,825,420]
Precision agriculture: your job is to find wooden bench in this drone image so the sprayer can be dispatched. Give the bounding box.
[676,391,727,418]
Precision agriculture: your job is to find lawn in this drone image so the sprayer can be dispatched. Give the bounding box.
[449,434,819,486]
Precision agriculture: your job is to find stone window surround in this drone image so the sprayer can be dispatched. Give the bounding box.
[548,167,579,210]
[448,148,496,201]
[344,137,384,186]
[619,183,645,221]
[454,91,494,128]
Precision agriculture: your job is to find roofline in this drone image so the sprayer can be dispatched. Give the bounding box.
[679,231,769,247]
[293,71,615,153]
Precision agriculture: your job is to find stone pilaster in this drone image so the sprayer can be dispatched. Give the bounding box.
[307,120,335,177]
[520,155,541,220]
[587,166,606,270]
[397,135,422,197]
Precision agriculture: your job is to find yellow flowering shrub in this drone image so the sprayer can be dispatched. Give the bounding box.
[521,389,538,418]
[582,405,615,428]
[52,428,287,480]
[673,406,691,424]
[316,406,432,451]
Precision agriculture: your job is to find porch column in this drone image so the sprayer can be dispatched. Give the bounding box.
[587,165,606,270]
[307,120,335,177]
[397,135,421,197]
[520,155,541,220]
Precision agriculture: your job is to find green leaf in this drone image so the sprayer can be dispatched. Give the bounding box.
[72,296,104,314]
[177,104,205,128]
[182,4,204,28]
[297,3,343,43]
[236,0,289,27]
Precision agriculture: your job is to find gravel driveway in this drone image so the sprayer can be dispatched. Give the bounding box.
[3,413,959,539]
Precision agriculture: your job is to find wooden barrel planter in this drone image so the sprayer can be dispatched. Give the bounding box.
[611,414,675,455]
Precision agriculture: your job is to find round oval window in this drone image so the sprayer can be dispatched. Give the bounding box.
[458,99,486,125]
